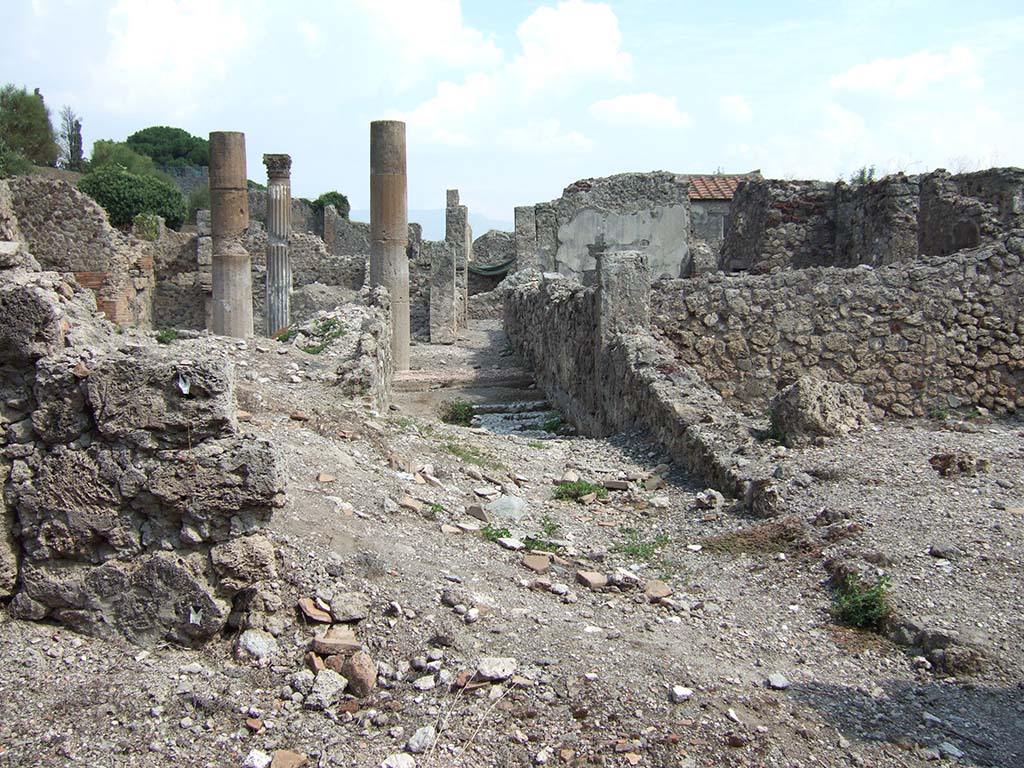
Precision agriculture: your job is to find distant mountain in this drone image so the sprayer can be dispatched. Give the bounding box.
[349,209,513,241]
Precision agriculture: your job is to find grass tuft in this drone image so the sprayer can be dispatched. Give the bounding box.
[832,574,891,630]
[439,398,474,426]
[553,480,608,502]
[154,328,179,345]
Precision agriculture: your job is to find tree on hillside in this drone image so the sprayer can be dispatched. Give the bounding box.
[0,84,59,166]
[89,139,162,178]
[126,126,209,167]
[58,105,84,171]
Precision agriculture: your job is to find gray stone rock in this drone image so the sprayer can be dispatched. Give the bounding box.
[288,669,315,696]
[305,669,347,710]
[406,725,436,754]
[476,657,518,681]
[485,495,528,521]
[329,591,371,622]
[237,629,279,660]
[767,673,791,690]
[769,376,871,447]
[210,535,278,593]
[381,754,415,768]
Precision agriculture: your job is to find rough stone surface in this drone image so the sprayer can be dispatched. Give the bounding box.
[769,376,872,446]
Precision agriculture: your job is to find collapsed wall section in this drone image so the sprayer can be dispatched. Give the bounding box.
[0,239,284,646]
[4,177,155,327]
[653,235,1024,416]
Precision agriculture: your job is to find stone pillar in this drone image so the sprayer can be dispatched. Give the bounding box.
[445,189,471,329]
[535,202,558,272]
[596,250,650,346]
[262,153,292,336]
[209,131,253,337]
[429,241,456,344]
[370,120,410,371]
[514,205,537,270]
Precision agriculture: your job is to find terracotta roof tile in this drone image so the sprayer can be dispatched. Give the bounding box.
[686,173,761,201]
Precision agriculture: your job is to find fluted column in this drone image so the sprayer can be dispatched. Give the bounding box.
[263,153,292,336]
[370,120,410,370]
[209,131,253,337]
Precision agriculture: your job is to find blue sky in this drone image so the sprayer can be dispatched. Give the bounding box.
[4,0,1022,230]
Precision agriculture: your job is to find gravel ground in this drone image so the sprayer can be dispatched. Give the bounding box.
[1,321,1022,768]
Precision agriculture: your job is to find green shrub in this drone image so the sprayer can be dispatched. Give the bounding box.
[439,398,474,426]
[543,414,564,433]
[553,480,608,501]
[79,165,186,229]
[0,137,32,178]
[133,212,162,241]
[88,140,162,178]
[300,316,346,354]
[312,190,350,218]
[832,574,891,629]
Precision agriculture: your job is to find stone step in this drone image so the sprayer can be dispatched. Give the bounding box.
[472,400,550,415]
[393,367,535,393]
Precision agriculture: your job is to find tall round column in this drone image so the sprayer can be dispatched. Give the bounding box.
[209,131,253,338]
[369,120,410,371]
[263,153,292,336]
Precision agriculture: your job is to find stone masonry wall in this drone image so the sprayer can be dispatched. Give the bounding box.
[505,255,769,501]
[469,229,515,296]
[5,177,155,328]
[653,234,1024,416]
[721,168,1023,273]
[0,238,284,647]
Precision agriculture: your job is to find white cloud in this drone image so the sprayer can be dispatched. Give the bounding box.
[399,1,632,148]
[718,94,753,123]
[497,119,595,153]
[830,45,983,98]
[588,93,690,128]
[509,0,632,96]
[351,0,502,88]
[93,0,253,117]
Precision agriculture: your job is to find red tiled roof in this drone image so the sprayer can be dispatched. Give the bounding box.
[686,172,761,201]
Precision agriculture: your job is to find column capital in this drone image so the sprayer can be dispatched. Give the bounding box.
[262,153,292,181]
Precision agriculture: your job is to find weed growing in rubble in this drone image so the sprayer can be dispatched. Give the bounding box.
[481,524,511,542]
[523,515,561,552]
[275,327,299,343]
[615,527,670,560]
[442,442,503,471]
[543,414,564,433]
[832,574,891,630]
[154,328,179,344]
[439,398,474,426]
[553,480,607,502]
[300,317,346,354]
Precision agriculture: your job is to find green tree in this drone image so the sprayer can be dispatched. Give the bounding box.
[79,165,186,229]
[58,105,84,171]
[89,140,162,177]
[126,126,209,167]
[0,136,33,178]
[0,84,59,166]
[312,190,350,218]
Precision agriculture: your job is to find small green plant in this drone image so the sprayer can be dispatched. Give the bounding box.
[275,326,299,343]
[761,418,786,444]
[523,515,561,552]
[133,212,162,241]
[442,442,503,471]
[427,502,444,519]
[154,328,179,345]
[527,441,547,450]
[543,414,564,434]
[832,574,891,630]
[848,165,876,186]
[553,480,607,502]
[439,398,474,426]
[300,316,346,354]
[929,408,949,421]
[481,524,510,542]
[311,190,351,218]
[615,527,670,560]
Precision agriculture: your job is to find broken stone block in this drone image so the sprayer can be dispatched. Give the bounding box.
[576,570,608,590]
[769,376,871,447]
[210,534,278,593]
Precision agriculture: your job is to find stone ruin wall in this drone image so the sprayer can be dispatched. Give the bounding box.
[469,230,515,296]
[516,172,693,283]
[652,236,1024,416]
[0,237,284,647]
[2,177,155,328]
[720,168,1024,274]
[505,254,775,500]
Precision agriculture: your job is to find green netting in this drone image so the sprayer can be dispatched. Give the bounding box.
[468,257,517,277]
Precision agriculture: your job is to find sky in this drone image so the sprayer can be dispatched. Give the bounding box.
[4,0,1023,232]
